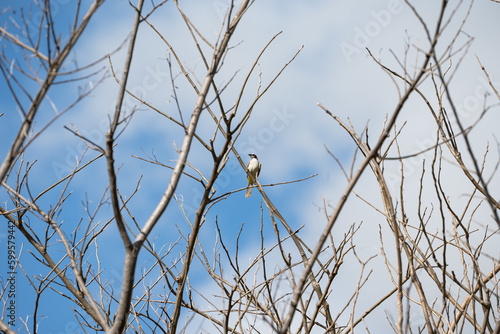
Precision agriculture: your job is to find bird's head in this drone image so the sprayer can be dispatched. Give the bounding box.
[248,153,258,159]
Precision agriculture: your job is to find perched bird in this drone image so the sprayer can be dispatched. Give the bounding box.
[245,153,261,198]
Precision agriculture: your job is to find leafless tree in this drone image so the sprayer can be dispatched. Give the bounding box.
[1,0,499,333]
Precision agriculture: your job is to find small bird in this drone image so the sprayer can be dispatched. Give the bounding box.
[245,153,261,198]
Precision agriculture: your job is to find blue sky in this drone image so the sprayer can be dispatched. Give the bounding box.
[1,0,500,333]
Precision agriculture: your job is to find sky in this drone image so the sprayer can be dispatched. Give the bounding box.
[1,0,500,333]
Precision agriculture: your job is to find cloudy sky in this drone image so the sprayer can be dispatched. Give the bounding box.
[1,0,500,332]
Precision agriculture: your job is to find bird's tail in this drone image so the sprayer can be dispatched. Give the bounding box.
[245,178,253,198]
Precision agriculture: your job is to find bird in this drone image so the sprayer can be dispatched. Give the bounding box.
[245,153,261,198]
